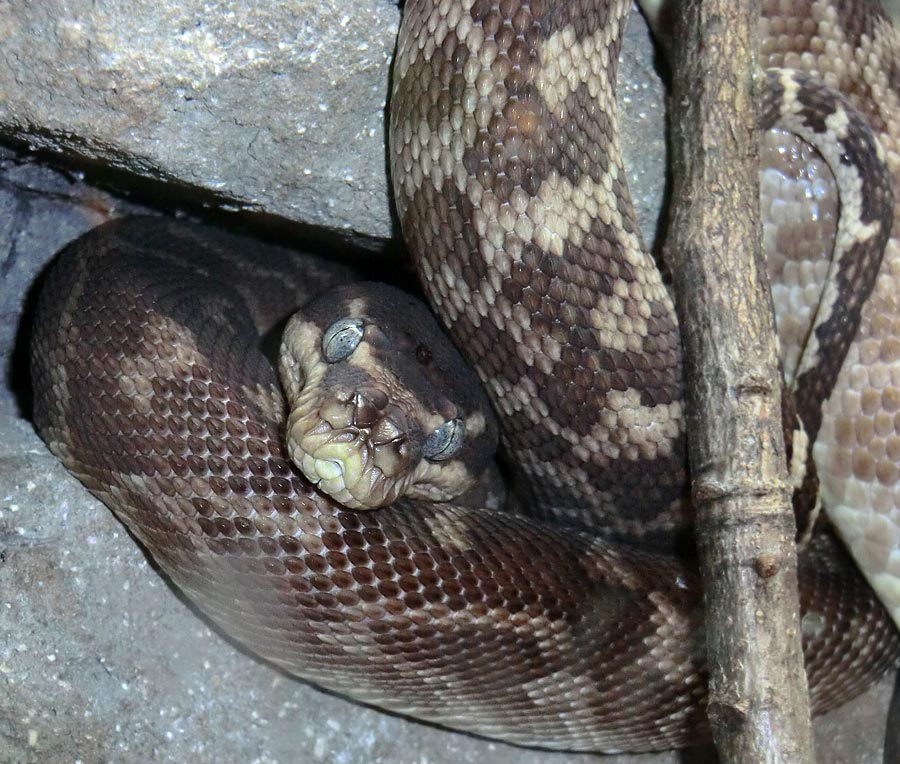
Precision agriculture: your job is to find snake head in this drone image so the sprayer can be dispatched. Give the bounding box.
[279,282,498,509]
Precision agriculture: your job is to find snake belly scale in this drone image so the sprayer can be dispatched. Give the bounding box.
[28,0,900,755]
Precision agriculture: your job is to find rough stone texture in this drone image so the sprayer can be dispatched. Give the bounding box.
[0,416,668,764]
[0,0,398,239]
[0,2,895,764]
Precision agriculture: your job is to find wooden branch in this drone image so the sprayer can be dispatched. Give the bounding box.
[663,2,815,762]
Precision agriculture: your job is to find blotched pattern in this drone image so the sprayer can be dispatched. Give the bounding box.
[28,0,900,754]
[763,127,838,386]
[32,218,897,753]
[391,1,893,555]
[392,0,688,545]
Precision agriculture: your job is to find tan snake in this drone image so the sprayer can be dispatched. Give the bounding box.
[28,0,900,754]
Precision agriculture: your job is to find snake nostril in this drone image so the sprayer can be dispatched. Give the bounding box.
[352,394,380,428]
[352,388,390,428]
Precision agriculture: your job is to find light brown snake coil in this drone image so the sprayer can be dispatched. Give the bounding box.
[29,0,900,754]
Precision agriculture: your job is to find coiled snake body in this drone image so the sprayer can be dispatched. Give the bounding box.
[29,0,900,754]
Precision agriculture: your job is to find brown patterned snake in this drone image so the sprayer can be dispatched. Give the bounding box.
[28,0,900,755]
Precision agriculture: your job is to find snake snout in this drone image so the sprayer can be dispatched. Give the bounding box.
[285,383,419,510]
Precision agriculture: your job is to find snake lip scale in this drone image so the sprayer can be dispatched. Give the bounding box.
[28,0,900,754]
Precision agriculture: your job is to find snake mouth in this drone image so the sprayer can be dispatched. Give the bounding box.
[286,388,415,509]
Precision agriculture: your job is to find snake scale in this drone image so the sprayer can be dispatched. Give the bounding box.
[28,0,900,754]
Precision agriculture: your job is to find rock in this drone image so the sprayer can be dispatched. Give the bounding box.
[0,0,397,238]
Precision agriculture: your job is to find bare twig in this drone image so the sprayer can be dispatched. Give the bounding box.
[663,1,815,762]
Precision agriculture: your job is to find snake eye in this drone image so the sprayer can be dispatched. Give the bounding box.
[323,318,364,363]
[423,418,465,461]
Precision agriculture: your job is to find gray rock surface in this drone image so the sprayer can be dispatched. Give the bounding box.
[0,2,895,764]
[0,0,398,238]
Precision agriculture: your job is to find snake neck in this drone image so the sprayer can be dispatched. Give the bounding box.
[391,0,691,546]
